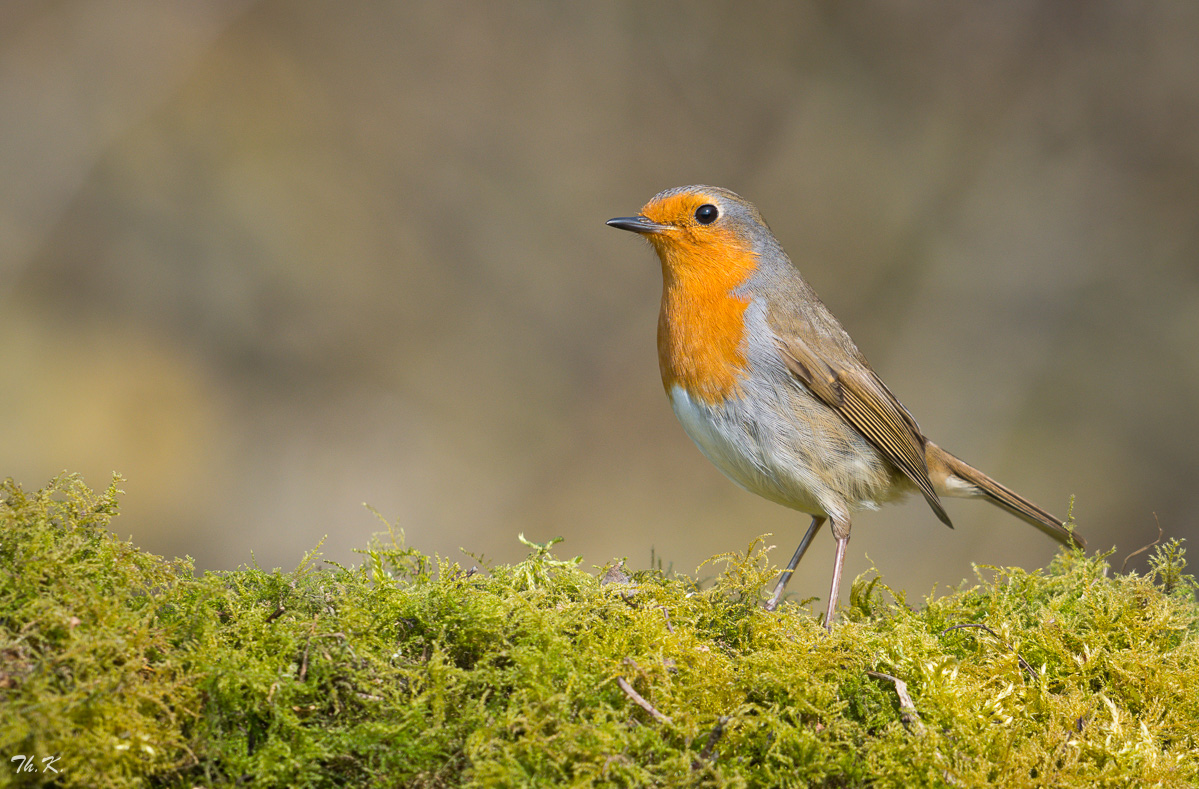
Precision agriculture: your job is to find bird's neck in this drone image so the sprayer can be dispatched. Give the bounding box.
[654,243,756,405]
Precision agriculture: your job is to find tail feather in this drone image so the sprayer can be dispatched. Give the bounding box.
[925,442,1084,549]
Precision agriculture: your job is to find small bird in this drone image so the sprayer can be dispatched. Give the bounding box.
[607,185,1083,628]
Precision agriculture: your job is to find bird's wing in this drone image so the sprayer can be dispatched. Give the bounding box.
[774,334,952,528]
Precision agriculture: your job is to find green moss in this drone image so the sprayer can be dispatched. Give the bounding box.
[2,475,1197,787]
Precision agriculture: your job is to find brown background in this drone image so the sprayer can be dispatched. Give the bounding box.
[4,2,1197,604]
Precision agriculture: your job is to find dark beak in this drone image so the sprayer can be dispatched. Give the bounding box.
[606,215,670,235]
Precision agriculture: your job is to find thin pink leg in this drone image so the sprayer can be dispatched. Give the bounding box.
[824,535,849,631]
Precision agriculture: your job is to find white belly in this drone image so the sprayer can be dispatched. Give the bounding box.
[668,383,904,519]
[668,384,828,516]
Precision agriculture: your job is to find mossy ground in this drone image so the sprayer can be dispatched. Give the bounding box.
[2,475,1197,788]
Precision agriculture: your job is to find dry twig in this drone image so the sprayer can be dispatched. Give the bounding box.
[616,676,672,725]
[1121,517,1164,574]
[698,716,729,761]
[866,671,926,734]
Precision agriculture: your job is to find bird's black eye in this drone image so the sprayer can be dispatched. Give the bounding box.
[694,204,719,225]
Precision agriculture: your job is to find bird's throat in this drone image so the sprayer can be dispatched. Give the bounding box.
[655,242,755,405]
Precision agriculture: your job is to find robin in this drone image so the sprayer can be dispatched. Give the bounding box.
[607,185,1083,629]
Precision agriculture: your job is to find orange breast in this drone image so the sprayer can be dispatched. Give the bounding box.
[653,229,757,405]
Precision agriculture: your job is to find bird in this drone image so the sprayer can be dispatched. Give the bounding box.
[607,185,1083,629]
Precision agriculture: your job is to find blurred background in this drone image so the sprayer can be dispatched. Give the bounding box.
[3,1,1197,604]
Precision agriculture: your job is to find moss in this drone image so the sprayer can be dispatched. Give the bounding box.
[2,475,1197,788]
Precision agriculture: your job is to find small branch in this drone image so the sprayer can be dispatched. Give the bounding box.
[1121,516,1164,574]
[616,676,672,725]
[660,607,675,633]
[867,671,925,734]
[941,623,1037,681]
[299,638,310,682]
[697,716,729,763]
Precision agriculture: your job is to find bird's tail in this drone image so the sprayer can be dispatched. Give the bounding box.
[925,441,1084,549]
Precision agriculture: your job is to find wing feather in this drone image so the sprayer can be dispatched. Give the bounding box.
[776,336,952,527]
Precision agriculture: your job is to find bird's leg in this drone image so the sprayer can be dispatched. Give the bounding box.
[823,533,850,632]
[764,516,825,611]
